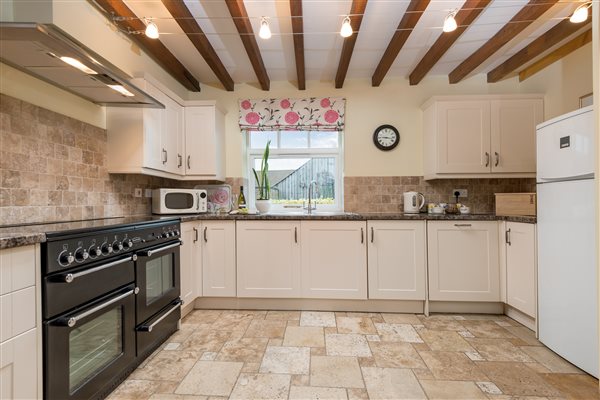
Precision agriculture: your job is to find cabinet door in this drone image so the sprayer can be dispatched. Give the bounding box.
[491,99,543,173]
[428,221,500,301]
[202,221,236,297]
[142,83,167,171]
[506,222,536,317]
[180,222,202,311]
[185,106,219,177]
[301,221,367,299]
[367,221,426,300]
[437,101,491,173]
[1,329,38,400]
[164,96,184,175]
[237,221,301,298]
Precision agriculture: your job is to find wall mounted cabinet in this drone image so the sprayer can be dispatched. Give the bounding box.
[184,103,225,181]
[422,95,543,179]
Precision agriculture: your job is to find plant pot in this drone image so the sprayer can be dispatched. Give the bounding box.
[255,199,271,214]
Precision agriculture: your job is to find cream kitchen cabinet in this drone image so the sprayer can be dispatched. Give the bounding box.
[422,95,543,179]
[367,221,427,300]
[236,221,301,298]
[180,221,202,315]
[185,103,226,181]
[0,245,42,399]
[504,222,537,317]
[427,221,500,302]
[202,221,236,297]
[301,221,367,299]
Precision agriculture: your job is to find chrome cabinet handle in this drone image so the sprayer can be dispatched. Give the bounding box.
[294,227,298,243]
[178,154,182,168]
[193,227,198,243]
[61,256,133,283]
[137,299,182,332]
[454,223,472,227]
[138,240,182,257]
[204,226,208,242]
[506,228,512,246]
[162,148,167,164]
[187,155,191,169]
[485,152,490,167]
[495,152,499,167]
[58,287,135,327]
[371,227,374,243]
[361,228,364,244]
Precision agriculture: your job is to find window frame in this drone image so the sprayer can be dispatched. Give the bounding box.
[245,130,344,213]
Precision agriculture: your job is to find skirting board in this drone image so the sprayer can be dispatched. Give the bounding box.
[504,304,537,332]
[427,301,504,314]
[194,297,425,313]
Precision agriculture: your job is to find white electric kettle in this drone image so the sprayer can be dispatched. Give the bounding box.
[403,191,425,214]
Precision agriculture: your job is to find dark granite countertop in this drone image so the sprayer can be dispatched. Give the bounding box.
[0,213,536,249]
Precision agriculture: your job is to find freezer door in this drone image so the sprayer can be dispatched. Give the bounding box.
[537,179,598,377]
[536,109,594,182]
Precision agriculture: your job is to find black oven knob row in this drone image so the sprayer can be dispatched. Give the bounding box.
[122,239,133,249]
[100,242,113,255]
[58,250,75,267]
[112,241,123,252]
[74,247,89,262]
[88,246,101,259]
[174,230,180,236]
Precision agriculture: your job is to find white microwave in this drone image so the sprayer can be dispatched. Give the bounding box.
[152,189,207,214]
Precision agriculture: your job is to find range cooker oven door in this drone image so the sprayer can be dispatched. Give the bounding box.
[44,284,136,400]
[135,239,181,324]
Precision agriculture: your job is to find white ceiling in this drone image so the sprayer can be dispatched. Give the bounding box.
[122,0,587,89]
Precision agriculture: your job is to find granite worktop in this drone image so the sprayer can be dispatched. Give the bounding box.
[0,212,536,249]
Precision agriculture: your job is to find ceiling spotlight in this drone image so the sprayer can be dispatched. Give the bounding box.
[259,17,272,39]
[570,2,590,23]
[340,16,352,38]
[144,18,159,39]
[443,10,458,33]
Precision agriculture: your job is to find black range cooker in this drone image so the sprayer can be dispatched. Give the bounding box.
[42,218,183,400]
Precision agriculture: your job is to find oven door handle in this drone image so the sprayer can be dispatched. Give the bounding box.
[138,240,182,257]
[137,299,183,332]
[55,287,136,328]
[60,255,134,283]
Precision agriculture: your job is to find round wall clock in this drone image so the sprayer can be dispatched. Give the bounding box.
[373,124,400,151]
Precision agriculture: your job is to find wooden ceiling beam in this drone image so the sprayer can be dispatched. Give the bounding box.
[408,0,491,86]
[519,29,592,81]
[161,0,234,91]
[289,0,305,90]
[335,0,368,89]
[92,0,200,92]
[448,0,559,84]
[225,0,270,91]
[372,0,430,87]
[487,16,591,83]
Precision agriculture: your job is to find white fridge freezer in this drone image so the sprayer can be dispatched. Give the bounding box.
[536,105,598,377]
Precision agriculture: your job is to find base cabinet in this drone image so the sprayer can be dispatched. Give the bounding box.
[505,222,537,317]
[367,221,426,300]
[301,221,367,299]
[202,221,236,297]
[1,329,38,399]
[428,221,500,302]
[180,222,202,311]
[237,221,301,298]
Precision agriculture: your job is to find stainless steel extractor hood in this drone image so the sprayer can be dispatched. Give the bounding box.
[0,22,164,108]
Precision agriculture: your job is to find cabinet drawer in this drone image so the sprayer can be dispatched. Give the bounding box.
[0,246,36,296]
[0,286,36,342]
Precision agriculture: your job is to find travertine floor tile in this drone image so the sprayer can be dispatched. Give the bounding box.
[521,346,584,373]
[542,373,600,399]
[300,311,336,327]
[362,367,426,400]
[369,341,426,369]
[310,356,365,388]
[419,351,488,381]
[216,338,268,363]
[109,380,178,400]
[504,326,543,346]
[336,317,377,334]
[149,395,208,400]
[420,380,487,399]
[229,373,290,400]
[179,330,231,352]
[476,362,562,397]
[461,321,516,339]
[419,329,474,352]
[289,386,348,400]
[381,313,422,325]
[243,319,287,339]
[291,374,310,386]
[130,351,199,382]
[467,338,535,362]
[475,381,502,395]
[326,333,372,357]
[346,388,369,400]
[211,314,254,331]
[174,361,243,397]
[182,310,222,325]
[419,315,466,331]
[283,326,325,347]
[259,346,310,374]
[374,323,423,343]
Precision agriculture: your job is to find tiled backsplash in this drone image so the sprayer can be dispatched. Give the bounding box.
[344,176,536,214]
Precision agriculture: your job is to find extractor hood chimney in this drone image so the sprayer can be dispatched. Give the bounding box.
[0,23,163,108]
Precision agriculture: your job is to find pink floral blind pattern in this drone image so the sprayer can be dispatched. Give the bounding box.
[239,97,346,131]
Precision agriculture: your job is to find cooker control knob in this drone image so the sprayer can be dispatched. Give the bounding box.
[58,250,75,267]
[112,241,123,252]
[101,242,113,255]
[174,230,180,236]
[74,247,89,262]
[122,239,133,249]
[162,232,170,238]
[88,246,101,258]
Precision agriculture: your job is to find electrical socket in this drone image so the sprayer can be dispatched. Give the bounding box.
[145,189,153,198]
[452,189,468,198]
[134,188,142,198]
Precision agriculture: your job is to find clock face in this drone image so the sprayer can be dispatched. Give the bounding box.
[373,125,399,151]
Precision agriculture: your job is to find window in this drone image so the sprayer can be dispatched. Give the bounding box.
[246,130,343,212]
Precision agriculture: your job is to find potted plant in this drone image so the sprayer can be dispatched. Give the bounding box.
[253,140,271,213]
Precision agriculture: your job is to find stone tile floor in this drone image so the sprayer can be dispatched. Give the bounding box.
[108,310,599,400]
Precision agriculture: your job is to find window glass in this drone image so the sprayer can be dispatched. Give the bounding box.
[280,131,308,148]
[310,131,338,148]
[249,131,278,149]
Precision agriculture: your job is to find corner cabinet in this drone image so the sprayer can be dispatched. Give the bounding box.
[427,221,500,302]
[504,222,537,318]
[185,103,225,181]
[301,221,367,299]
[422,95,543,179]
[367,221,426,300]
